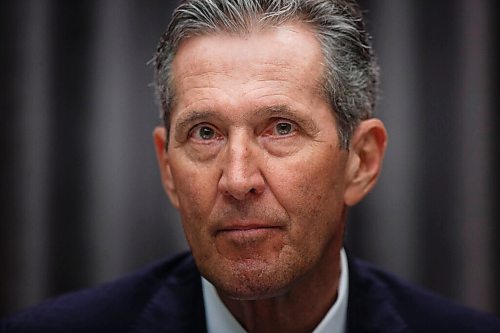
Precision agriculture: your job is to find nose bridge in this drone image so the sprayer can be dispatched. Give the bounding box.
[219,130,264,199]
[228,137,245,168]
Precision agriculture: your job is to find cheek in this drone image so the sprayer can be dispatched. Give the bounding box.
[170,158,218,238]
[267,150,347,248]
[172,155,217,204]
[270,151,346,215]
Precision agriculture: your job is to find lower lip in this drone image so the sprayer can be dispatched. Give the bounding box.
[217,227,281,243]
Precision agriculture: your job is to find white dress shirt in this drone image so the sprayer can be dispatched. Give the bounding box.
[202,249,349,333]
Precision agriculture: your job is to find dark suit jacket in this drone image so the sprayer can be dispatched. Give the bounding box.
[2,251,499,332]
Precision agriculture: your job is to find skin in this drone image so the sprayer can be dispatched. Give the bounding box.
[154,22,387,332]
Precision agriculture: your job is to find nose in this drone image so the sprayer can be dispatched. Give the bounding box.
[218,133,266,200]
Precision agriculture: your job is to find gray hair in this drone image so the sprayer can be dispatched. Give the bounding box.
[155,0,379,148]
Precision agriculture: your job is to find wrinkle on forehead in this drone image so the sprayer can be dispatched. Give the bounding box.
[167,21,334,145]
[171,21,325,91]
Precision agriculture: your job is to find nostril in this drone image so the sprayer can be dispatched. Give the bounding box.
[250,188,256,194]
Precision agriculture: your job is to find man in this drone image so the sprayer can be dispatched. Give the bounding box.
[2,0,500,332]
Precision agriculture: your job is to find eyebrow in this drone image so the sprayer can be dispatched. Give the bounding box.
[172,104,320,140]
[173,110,220,136]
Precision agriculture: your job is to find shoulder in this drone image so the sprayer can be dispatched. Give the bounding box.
[348,256,500,332]
[1,252,202,333]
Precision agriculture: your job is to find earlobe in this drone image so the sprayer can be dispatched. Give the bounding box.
[153,127,180,208]
[344,119,387,206]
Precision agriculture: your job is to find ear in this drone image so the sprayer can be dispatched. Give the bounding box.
[153,126,180,209]
[344,119,387,206]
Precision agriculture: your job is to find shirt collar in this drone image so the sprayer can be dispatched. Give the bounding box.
[202,248,349,333]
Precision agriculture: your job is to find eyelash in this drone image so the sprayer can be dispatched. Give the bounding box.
[189,123,221,142]
[187,119,298,142]
[265,119,298,137]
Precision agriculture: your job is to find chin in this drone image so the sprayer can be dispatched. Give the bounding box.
[215,275,291,301]
[201,254,306,301]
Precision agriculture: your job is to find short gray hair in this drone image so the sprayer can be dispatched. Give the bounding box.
[155,0,379,148]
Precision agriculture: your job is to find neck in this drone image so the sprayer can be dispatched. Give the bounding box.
[218,243,341,333]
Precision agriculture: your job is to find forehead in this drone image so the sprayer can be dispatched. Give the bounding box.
[170,22,325,109]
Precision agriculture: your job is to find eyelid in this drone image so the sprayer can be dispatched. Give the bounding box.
[263,118,298,137]
[189,123,222,141]
[173,110,224,143]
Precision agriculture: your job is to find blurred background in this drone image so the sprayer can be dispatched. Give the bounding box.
[1,0,499,316]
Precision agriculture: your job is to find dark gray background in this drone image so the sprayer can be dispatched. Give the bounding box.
[1,0,499,316]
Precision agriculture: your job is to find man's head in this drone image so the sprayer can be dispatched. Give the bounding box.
[153,0,386,301]
[155,0,379,148]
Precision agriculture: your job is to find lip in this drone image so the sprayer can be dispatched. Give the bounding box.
[213,219,286,255]
[215,225,284,246]
[217,226,282,239]
[214,218,286,241]
[219,225,281,232]
[215,220,285,234]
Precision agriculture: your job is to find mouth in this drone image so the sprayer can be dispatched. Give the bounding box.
[218,225,281,235]
[213,220,286,259]
[216,220,285,232]
[215,222,285,244]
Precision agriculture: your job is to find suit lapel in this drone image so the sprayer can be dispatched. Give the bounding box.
[130,252,410,332]
[347,256,410,333]
[132,255,207,333]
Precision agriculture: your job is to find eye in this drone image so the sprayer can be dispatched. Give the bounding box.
[271,120,297,136]
[190,124,220,141]
[275,122,293,135]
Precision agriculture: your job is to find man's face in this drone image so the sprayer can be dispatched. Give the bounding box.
[156,23,355,299]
